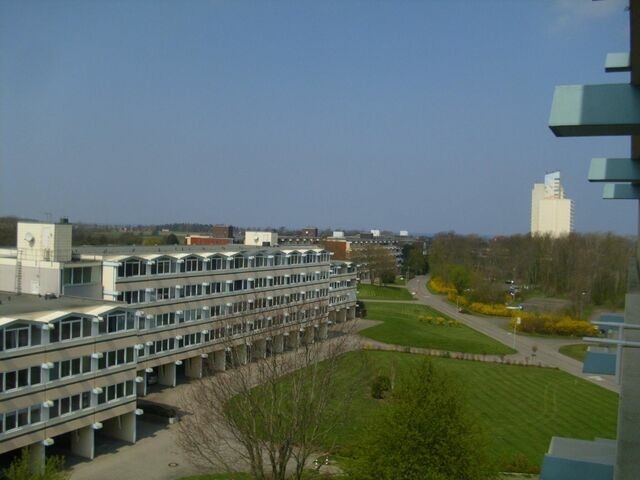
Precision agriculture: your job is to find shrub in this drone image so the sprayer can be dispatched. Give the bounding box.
[371,375,392,399]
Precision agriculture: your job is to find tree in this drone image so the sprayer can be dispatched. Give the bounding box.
[350,245,397,285]
[348,359,497,480]
[164,233,179,245]
[448,264,472,295]
[176,321,363,480]
[2,448,69,480]
[402,244,429,276]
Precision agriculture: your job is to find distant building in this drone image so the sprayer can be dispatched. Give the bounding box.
[531,171,573,237]
[301,227,318,237]
[399,230,409,237]
[244,231,278,247]
[185,235,232,246]
[211,224,234,239]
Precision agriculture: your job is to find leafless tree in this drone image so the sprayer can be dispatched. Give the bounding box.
[176,305,363,480]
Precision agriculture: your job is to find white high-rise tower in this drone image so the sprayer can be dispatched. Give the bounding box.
[531,171,573,237]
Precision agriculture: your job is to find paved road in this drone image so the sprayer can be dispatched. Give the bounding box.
[403,275,618,393]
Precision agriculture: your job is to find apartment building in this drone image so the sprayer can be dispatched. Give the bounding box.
[0,221,358,467]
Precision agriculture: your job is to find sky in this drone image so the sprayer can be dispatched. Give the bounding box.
[0,0,634,235]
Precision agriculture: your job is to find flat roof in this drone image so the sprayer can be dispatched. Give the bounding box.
[74,244,325,256]
[0,292,125,326]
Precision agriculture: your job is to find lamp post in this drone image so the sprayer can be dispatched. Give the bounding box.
[513,317,521,350]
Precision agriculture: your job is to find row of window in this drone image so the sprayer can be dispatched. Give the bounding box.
[0,380,135,434]
[137,307,329,359]
[118,272,330,306]
[0,348,136,393]
[118,252,332,278]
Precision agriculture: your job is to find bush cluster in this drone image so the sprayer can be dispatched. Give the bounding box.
[370,375,392,399]
[509,313,597,337]
[428,277,455,294]
[418,315,461,327]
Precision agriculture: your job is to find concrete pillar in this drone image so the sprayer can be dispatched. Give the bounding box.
[340,309,347,322]
[287,331,299,350]
[319,322,328,340]
[252,339,267,360]
[137,371,147,397]
[158,363,176,387]
[185,356,203,379]
[273,334,284,354]
[213,350,226,372]
[29,442,45,474]
[71,425,95,459]
[102,412,136,444]
[303,327,314,345]
[233,344,247,366]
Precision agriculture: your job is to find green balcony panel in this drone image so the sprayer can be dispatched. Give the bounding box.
[602,184,640,199]
[589,158,640,182]
[605,52,631,73]
[549,84,640,137]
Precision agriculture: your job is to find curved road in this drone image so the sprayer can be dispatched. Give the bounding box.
[399,276,619,394]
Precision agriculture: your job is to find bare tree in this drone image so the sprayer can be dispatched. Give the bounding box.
[176,307,363,480]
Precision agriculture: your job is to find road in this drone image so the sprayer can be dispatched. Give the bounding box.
[403,275,618,393]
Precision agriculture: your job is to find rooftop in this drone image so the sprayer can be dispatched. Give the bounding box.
[0,292,124,325]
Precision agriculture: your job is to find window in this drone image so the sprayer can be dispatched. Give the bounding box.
[98,311,133,334]
[210,257,222,270]
[156,287,171,300]
[63,266,93,285]
[185,256,203,272]
[156,312,175,327]
[52,316,91,342]
[119,259,144,278]
[3,325,32,350]
[123,290,145,304]
[153,257,173,275]
[99,348,134,369]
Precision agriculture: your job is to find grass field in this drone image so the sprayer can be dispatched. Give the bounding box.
[559,344,588,362]
[356,283,414,300]
[361,302,515,355]
[326,351,618,473]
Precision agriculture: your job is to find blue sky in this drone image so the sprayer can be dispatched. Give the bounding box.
[0,0,633,235]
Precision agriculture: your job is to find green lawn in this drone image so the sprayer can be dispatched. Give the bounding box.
[559,344,588,362]
[361,302,515,355]
[326,351,618,473]
[357,283,415,300]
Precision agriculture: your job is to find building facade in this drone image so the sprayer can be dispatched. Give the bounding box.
[0,222,358,466]
[531,171,574,237]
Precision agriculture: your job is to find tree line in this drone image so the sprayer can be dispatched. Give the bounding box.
[429,232,633,313]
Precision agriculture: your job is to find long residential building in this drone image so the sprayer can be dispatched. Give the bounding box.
[0,221,358,465]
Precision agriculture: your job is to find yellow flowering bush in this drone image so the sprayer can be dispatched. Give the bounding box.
[509,313,598,336]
